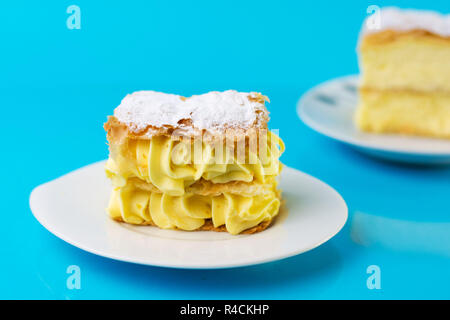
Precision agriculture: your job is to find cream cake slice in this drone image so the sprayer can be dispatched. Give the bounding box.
[356,7,450,139]
[104,90,285,235]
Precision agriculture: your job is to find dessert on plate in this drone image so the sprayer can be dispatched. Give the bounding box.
[104,90,285,235]
[356,7,450,139]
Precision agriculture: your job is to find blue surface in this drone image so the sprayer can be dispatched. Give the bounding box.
[1,1,449,299]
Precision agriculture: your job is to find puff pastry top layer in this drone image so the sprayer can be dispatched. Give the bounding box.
[109,90,270,141]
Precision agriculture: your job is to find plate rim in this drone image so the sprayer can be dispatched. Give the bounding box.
[297,75,450,157]
[29,161,348,270]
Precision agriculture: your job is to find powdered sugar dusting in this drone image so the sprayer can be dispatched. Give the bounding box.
[364,7,450,37]
[187,91,265,132]
[114,91,187,131]
[114,90,268,134]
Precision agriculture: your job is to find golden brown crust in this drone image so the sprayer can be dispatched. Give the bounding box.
[130,177,276,197]
[361,29,450,47]
[105,116,270,146]
[104,92,270,144]
[186,179,276,196]
[111,216,274,234]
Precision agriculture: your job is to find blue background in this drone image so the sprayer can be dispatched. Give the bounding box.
[1,0,449,299]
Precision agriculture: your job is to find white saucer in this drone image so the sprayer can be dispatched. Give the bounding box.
[29,161,347,269]
[298,75,450,164]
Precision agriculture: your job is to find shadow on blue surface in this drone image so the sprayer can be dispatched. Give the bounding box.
[351,211,450,257]
[33,226,351,299]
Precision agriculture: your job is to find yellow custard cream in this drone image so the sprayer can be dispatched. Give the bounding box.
[105,131,284,196]
[107,181,281,235]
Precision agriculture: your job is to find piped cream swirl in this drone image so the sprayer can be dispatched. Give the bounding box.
[107,182,281,235]
[106,131,284,196]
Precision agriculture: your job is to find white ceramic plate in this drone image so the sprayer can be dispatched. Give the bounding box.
[30,161,347,269]
[298,75,450,164]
